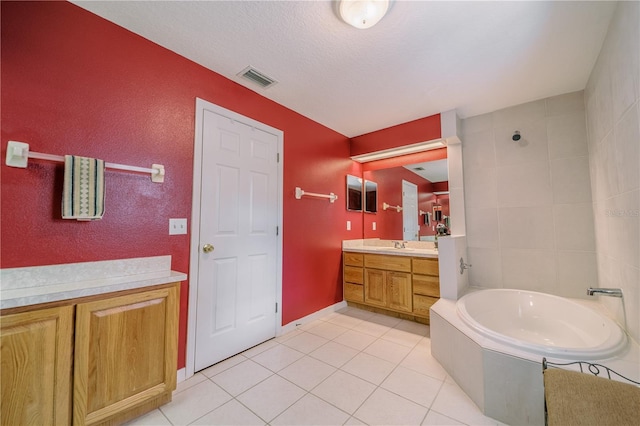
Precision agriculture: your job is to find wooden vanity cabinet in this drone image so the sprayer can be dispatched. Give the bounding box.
[343,252,439,322]
[364,254,412,314]
[74,285,179,426]
[412,258,440,321]
[1,306,74,426]
[0,283,179,426]
[343,253,364,303]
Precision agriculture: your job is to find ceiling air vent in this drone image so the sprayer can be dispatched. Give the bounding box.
[238,66,278,89]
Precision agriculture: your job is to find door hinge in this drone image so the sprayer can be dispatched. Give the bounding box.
[276,226,279,236]
[277,152,280,163]
[275,302,278,313]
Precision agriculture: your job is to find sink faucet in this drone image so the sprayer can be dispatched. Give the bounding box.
[393,241,406,249]
[587,287,623,298]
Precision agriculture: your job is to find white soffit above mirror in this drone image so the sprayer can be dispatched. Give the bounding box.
[350,139,446,163]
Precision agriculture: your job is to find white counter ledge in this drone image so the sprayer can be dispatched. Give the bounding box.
[342,238,439,258]
[0,255,187,310]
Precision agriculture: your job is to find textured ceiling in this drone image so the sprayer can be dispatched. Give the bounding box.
[72,1,616,138]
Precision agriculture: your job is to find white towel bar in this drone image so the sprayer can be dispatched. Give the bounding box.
[382,202,402,212]
[295,187,338,203]
[5,141,165,183]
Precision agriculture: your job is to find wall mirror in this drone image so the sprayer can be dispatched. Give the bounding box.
[433,204,443,222]
[364,180,377,213]
[346,174,363,211]
[362,155,451,240]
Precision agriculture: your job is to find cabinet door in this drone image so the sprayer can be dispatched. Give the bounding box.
[1,305,73,426]
[73,285,179,426]
[387,272,412,313]
[364,269,387,307]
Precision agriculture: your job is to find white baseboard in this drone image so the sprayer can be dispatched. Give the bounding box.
[176,367,186,384]
[278,300,347,336]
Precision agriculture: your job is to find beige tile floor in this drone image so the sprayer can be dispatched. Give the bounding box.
[127,306,506,426]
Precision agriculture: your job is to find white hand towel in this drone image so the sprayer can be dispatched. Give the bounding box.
[62,155,105,220]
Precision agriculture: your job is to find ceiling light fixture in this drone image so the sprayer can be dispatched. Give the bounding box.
[338,0,390,29]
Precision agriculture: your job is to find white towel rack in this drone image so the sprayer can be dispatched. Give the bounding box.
[382,202,402,212]
[295,187,338,203]
[5,141,165,183]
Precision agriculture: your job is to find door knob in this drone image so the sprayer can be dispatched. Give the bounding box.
[202,243,214,253]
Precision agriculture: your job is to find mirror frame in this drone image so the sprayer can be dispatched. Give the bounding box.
[346,174,363,212]
[364,180,377,214]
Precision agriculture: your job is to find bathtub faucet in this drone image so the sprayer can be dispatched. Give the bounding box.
[586,287,623,298]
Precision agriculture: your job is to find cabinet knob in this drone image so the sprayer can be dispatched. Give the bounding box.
[202,244,215,254]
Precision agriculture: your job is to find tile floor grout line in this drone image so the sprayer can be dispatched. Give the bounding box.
[156,307,500,426]
[269,317,441,420]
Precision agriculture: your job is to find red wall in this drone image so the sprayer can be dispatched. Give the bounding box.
[350,114,441,157]
[1,1,362,369]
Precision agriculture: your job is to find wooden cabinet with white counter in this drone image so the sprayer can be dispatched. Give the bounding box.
[0,282,180,426]
[343,251,439,323]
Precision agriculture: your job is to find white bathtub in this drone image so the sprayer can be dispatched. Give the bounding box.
[456,289,627,360]
[431,289,636,425]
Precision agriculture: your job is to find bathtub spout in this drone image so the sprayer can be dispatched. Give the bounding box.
[587,287,623,298]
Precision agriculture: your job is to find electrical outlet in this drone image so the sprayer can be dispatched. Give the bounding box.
[169,218,187,235]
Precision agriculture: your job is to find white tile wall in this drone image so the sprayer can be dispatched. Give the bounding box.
[460,1,639,344]
[466,248,502,289]
[494,120,549,167]
[500,249,557,292]
[585,1,640,344]
[552,203,595,251]
[551,156,592,204]
[498,206,553,250]
[462,90,596,298]
[547,112,588,159]
[496,161,553,207]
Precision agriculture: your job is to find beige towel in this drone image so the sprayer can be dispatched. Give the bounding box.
[62,155,105,220]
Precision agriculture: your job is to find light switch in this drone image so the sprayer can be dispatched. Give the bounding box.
[346,221,351,231]
[372,222,376,231]
[169,218,187,235]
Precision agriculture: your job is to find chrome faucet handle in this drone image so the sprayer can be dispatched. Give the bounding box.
[460,257,472,275]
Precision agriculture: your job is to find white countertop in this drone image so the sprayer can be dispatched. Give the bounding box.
[1,256,187,310]
[342,239,439,258]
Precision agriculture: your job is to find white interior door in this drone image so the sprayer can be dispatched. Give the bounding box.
[194,107,280,372]
[402,180,418,241]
